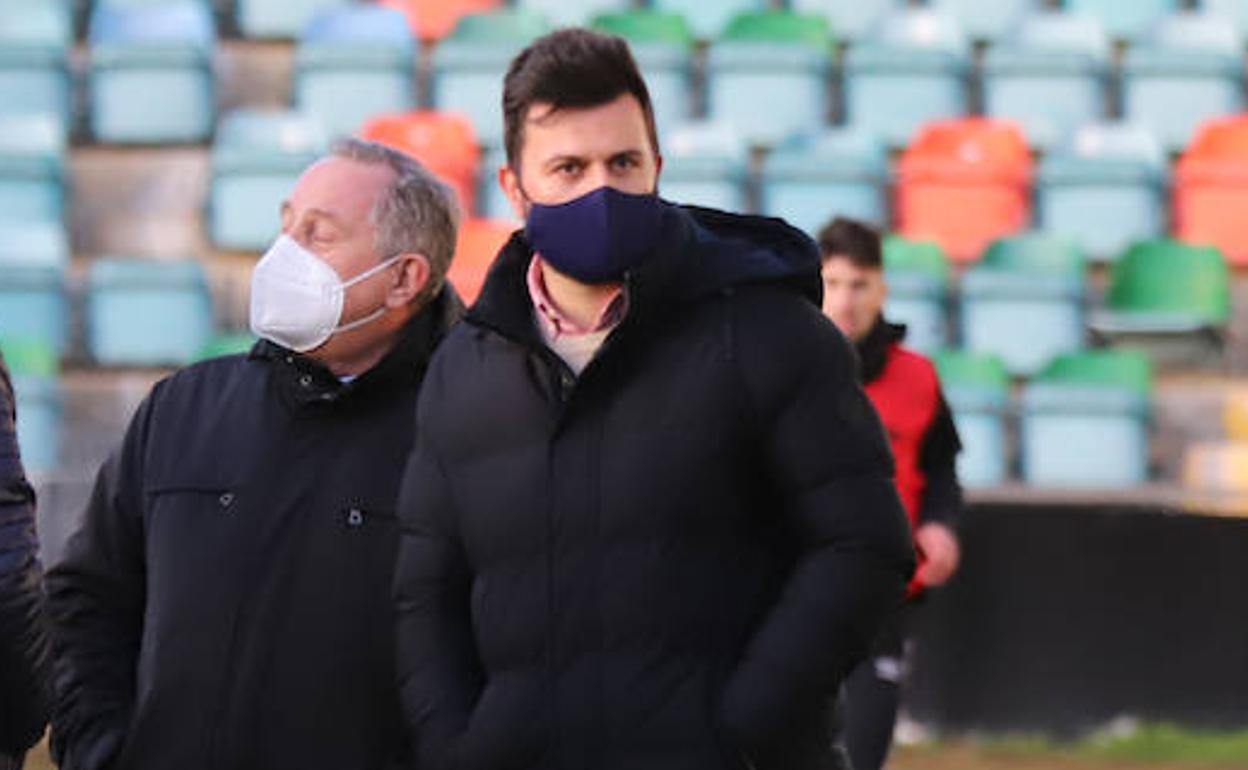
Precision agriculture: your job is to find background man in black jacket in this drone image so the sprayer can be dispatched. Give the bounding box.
[819,217,963,770]
[46,139,462,770]
[0,353,50,770]
[394,29,915,770]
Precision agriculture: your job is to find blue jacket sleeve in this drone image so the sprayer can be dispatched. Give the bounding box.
[0,357,52,757]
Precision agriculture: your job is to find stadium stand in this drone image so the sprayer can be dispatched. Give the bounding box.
[377,0,505,42]
[1174,114,1248,267]
[788,0,891,42]
[449,218,516,304]
[761,127,888,236]
[359,110,481,217]
[982,10,1111,150]
[592,10,696,137]
[86,257,214,366]
[0,260,67,358]
[0,113,68,227]
[234,0,346,40]
[959,234,1086,376]
[935,350,1010,487]
[0,0,73,127]
[706,10,834,148]
[0,338,61,474]
[930,0,1038,42]
[650,0,766,41]
[293,4,418,139]
[517,0,634,29]
[658,121,749,212]
[881,234,951,355]
[1063,0,1178,42]
[843,6,970,148]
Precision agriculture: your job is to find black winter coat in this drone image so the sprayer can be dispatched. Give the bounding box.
[46,292,460,770]
[0,355,51,766]
[394,205,916,770]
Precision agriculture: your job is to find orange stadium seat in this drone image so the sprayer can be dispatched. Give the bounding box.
[449,217,516,304]
[1174,115,1248,267]
[375,0,503,42]
[896,117,1032,263]
[359,110,481,217]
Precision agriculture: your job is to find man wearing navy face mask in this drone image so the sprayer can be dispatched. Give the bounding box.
[46,139,462,770]
[394,28,915,770]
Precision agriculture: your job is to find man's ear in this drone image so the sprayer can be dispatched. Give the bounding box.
[499,165,528,222]
[387,253,432,307]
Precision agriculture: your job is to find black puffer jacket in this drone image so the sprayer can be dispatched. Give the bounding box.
[46,292,460,770]
[0,355,50,767]
[394,204,915,770]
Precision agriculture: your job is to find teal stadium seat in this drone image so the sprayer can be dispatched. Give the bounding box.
[1063,0,1177,42]
[0,339,60,474]
[0,0,72,126]
[235,0,347,40]
[0,224,69,355]
[209,109,328,252]
[844,7,971,147]
[706,11,834,147]
[593,11,696,138]
[660,122,750,212]
[1203,0,1248,41]
[431,9,550,148]
[882,236,952,355]
[1122,11,1244,153]
[983,11,1111,150]
[87,258,214,366]
[935,351,1011,487]
[1021,350,1153,487]
[960,234,1087,376]
[789,0,892,42]
[88,0,216,144]
[930,0,1037,41]
[294,5,417,139]
[650,0,767,40]
[0,114,67,226]
[761,128,888,236]
[1037,122,1166,260]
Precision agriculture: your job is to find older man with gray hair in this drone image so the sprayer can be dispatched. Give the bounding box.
[46,139,462,770]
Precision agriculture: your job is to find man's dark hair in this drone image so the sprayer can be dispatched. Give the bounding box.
[502,28,659,170]
[817,217,883,270]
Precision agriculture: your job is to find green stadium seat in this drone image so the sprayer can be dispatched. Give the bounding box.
[593,10,695,135]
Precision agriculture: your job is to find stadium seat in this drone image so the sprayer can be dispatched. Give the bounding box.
[929,0,1036,41]
[788,0,892,42]
[1088,239,1230,368]
[0,0,72,125]
[896,118,1033,263]
[519,0,632,28]
[650,0,768,40]
[293,5,417,140]
[87,257,214,366]
[882,235,951,355]
[1063,0,1178,42]
[0,338,60,474]
[0,114,67,226]
[209,109,328,251]
[1037,121,1166,261]
[934,350,1010,487]
[1174,115,1248,266]
[234,0,346,40]
[1020,350,1152,487]
[706,11,834,148]
[659,121,749,212]
[195,333,256,361]
[477,144,513,221]
[960,234,1086,376]
[593,11,695,136]
[430,9,551,147]
[0,222,69,268]
[0,265,67,356]
[1122,11,1244,153]
[359,111,481,217]
[87,1,216,144]
[377,0,503,42]
[1202,0,1248,41]
[760,128,888,236]
[983,11,1111,150]
[450,218,516,305]
[843,8,971,147]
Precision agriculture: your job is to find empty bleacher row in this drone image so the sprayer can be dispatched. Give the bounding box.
[4,0,1248,498]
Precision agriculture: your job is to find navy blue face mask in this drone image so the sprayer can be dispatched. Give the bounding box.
[525,186,664,285]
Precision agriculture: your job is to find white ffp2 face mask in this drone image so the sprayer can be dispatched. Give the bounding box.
[249,234,403,353]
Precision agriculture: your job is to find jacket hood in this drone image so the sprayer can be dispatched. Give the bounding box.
[468,200,822,342]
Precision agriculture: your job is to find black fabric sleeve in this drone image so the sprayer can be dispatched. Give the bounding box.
[720,290,916,769]
[392,372,483,770]
[45,387,161,770]
[0,360,51,755]
[917,394,963,529]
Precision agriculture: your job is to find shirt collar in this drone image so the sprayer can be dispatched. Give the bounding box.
[526,255,628,340]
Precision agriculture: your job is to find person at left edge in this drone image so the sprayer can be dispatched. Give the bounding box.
[45,138,463,770]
